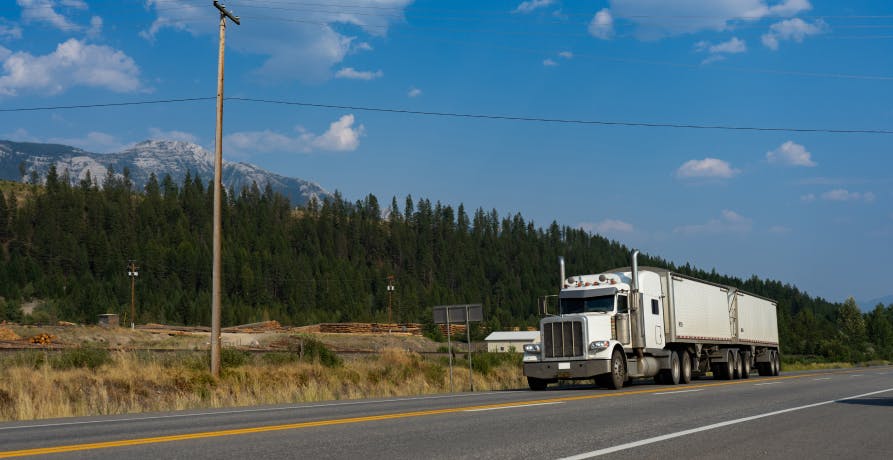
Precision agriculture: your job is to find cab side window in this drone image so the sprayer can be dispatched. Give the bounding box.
[617,295,628,313]
[651,299,660,315]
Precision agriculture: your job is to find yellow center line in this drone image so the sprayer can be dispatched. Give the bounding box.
[0,369,865,458]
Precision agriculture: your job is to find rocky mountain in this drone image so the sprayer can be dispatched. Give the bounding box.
[0,139,329,206]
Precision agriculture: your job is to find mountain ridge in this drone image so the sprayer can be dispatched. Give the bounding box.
[0,139,329,206]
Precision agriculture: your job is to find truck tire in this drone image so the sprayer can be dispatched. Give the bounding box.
[732,351,742,380]
[667,351,681,385]
[680,351,692,384]
[717,352,734,380]
[527,377,548,391]
[741,351,751,379]
[597,348,626,390]
[771,351,780,376]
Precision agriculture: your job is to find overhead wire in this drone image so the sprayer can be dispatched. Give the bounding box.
[1,96,890,135]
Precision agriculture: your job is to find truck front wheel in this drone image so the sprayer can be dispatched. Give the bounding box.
[527,377,549,391]
[597,349,626,390]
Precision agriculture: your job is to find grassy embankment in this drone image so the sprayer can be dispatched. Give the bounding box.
[0,337,525,421]
[780,355,890,371]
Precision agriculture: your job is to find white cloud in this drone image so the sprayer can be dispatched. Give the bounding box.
[514,0,554,14]
[676,158,740,179]
[579,219,635,235]
[86,15,102,39]
[408,87,421,98]
[558,51,573,59]
[694,37,747,64]
[142,0,412,83]
[710,37,747,54]
[588,8,614,39]
[0,45,10,62]
[48,131,127,153]
[605,0,812,40]
[766,140,816,166]
[352,42,373,52]
[762,18,826,50]
[224,115,364,158]
[0,22,23,40]
[800,193,816,202]
[542,58,557,67]
[0,38,141,96]
[675,210,753,235]
[18,0,82,31]
[148,128,198,144]
[335,67,383,80]
[312,115,364,151]
[820,189,875,203]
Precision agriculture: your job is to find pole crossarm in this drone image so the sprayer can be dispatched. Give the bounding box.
[213,1,241,25]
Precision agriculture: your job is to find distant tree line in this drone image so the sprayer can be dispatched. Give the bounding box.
[0,167,891,362]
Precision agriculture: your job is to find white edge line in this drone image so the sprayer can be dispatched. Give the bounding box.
[653,389,703,395]
[754,382,782,386]
[465,402,563,412]
[558,387,893,460]
[0,392,505,431]
[813,378,832,381]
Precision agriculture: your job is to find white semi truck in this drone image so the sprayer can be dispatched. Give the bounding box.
[523,250,780,390]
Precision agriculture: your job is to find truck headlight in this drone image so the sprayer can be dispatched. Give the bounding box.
[589,340,610,352]
[523,344,541,353]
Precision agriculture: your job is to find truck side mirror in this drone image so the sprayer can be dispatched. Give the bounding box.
[538,297,549,316]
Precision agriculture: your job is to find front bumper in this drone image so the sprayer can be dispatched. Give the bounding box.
[524,359,611,380]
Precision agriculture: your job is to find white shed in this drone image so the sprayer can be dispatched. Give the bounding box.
[484,331,540,353]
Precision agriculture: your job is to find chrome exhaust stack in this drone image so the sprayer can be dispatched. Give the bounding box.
[559,256,566,290]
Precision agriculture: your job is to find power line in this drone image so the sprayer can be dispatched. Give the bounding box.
[227,97,893,135]
[2,95,889,135]
[0,97,216,112]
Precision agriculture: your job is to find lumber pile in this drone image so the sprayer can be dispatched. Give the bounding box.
[223,320,282,333]
[29,333,55,345]
[438,324,467,336]
[0,326,21,341]
[318,322,423,335]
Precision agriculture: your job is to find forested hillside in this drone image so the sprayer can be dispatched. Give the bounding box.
[0,169,891,362]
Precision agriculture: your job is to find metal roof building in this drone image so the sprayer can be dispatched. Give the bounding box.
[484,331,540,353]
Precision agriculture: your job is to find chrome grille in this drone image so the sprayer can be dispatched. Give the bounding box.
[544,320,584,358]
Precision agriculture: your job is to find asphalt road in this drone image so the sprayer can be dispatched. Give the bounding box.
[1,366,891,459]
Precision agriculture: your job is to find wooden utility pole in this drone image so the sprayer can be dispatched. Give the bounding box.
[211,1,239,378]
[127,261,138,329]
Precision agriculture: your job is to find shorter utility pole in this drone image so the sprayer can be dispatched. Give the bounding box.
[127,260,138,329]
[386,275,395,324]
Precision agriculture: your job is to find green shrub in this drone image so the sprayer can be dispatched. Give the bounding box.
[2,351,47,369]
[261,352,299,366]
[470,352,521,375]
[51,347,111,370]
[286,336,341,367]
[221,348,250,368]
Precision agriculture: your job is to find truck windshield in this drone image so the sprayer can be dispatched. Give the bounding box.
[560,295,615,314]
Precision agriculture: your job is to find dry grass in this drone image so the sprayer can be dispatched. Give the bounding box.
[0,347,526,421]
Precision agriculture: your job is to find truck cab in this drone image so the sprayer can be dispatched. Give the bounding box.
[523,266,665,390]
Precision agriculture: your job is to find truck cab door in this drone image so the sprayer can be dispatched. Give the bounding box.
[642,296,664,347]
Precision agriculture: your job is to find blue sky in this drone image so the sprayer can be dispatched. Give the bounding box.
[1,1,891,303]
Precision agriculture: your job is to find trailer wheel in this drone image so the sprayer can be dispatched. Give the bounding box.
[732,351,742,380]
[718,352,734,380]
[597,349,626,390]
[680,351,692,384]
[771,351,780,376]
[741,351,751,379]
